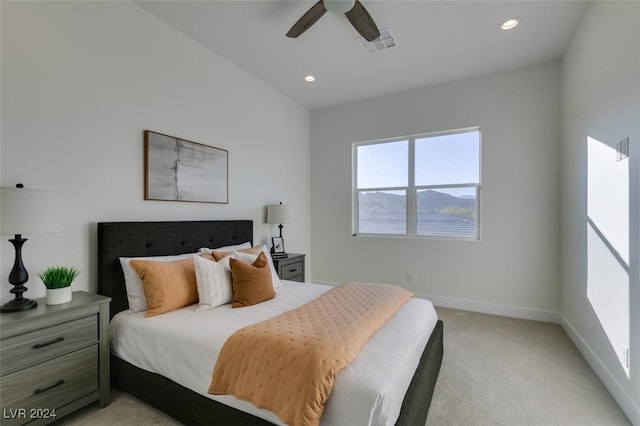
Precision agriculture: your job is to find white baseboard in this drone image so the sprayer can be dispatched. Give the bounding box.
[416,292,562,323]
[559,314,640,425]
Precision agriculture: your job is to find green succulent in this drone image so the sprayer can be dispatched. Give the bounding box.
[39,266,80,289]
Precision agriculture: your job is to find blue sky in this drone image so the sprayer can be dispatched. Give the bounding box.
[357,130,480,189]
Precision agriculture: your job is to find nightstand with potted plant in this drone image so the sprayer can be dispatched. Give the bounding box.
[0,185,111,423]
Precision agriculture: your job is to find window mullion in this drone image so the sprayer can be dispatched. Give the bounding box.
[475,185,481,240]
[407,138,416,236]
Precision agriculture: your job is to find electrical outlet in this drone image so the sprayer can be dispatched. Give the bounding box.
[617,137,629,161]
[406,273,413,284]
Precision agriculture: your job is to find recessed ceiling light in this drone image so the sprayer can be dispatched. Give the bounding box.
[304,75,316,83]
[500,18,519,30]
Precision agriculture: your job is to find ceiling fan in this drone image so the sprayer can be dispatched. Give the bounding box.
[286,0,381,42]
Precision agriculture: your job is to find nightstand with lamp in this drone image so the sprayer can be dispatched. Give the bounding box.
[0,183,112,424]
[266,202,306,282]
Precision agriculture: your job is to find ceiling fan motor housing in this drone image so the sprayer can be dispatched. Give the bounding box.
[325,0,356,14]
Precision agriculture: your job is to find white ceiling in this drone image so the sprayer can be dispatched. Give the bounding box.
[135,0,589,111]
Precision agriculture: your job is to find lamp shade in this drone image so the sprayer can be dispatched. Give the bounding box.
[0,187,60,235]
[267,203,293,225]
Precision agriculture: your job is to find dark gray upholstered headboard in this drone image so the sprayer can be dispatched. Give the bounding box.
[97,220,253,319]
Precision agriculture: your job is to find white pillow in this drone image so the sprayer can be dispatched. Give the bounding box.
[119,253,194,313]
[194,252,258,311]
[232,245,282,289]
[197,241,251,253]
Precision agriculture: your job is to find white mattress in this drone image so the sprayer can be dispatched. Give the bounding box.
[110,281,438,426]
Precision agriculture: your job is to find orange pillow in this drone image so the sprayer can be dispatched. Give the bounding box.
[130,258,198,317]
[229,252,275,308]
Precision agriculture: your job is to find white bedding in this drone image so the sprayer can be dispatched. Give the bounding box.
[110,281,438,426]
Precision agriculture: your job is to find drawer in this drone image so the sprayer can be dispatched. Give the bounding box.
[0,315,97,374]
[281,261,304,281]
[1,345,98,426]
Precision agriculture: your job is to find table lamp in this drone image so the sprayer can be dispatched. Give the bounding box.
[0,184,59,312]
[267,202,293,258]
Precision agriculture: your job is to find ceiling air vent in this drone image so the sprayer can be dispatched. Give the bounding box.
[358,28,396,54]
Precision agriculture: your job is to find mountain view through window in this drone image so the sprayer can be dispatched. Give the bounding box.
[355,129,480,239]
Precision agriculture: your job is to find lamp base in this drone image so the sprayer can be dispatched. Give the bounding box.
[2,234,38,313]
[1,297,37,313]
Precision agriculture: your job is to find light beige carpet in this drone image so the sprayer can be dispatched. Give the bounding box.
[427,308,629,425]
[56,307,630,426]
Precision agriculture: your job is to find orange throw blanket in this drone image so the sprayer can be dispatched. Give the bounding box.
[208,282,413,426]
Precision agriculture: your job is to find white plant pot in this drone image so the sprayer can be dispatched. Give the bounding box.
[46,287,72,305]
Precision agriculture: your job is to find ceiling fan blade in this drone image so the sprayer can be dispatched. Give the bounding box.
[344,0,380,42]
[286,1,327,38]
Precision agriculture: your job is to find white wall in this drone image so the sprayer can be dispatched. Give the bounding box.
[310,62,562,320]
[0,1,311,302]
[561,1,640,423]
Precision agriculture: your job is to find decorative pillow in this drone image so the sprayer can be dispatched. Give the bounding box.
[197,242,251,254]
[212,245,282,289]
[199,251,216,262]
[193,252,258,311]
[130,258,199,317]
[120,253,194,313]
[229,252,275,308]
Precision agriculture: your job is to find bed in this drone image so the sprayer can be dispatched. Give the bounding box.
[97,220,443,426]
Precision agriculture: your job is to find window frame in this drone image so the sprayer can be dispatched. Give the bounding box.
[352,127,482,240]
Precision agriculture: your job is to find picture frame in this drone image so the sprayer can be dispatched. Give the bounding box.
[144,130,228,203]
[271,237,285,255]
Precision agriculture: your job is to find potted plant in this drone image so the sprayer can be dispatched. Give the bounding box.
[39,266,79,305]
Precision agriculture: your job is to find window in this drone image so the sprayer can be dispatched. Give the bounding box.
[353,128,481,239]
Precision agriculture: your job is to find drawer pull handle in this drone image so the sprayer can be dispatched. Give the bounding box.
[33,337,65,349]
[34,379,65,395]
[288,269,297,273]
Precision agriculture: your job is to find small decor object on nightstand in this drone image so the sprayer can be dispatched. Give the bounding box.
[39,266,79,305]
[271,236,286,258]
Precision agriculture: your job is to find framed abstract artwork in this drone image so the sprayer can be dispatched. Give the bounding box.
[144,130,228,203]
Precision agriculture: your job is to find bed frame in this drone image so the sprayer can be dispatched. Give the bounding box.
[97,220,443,425]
